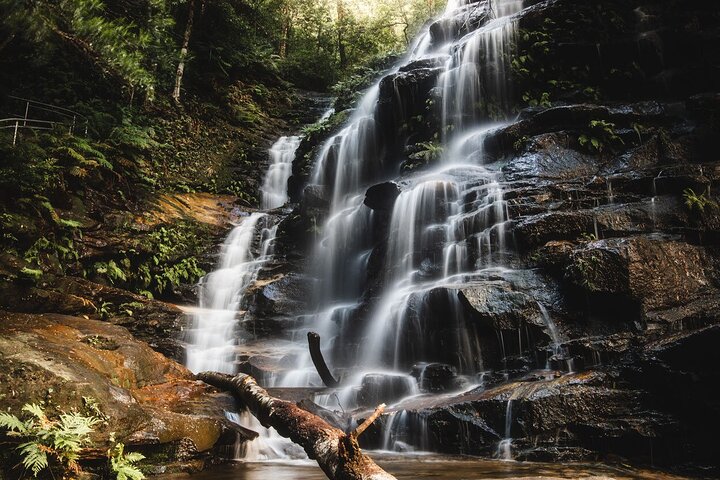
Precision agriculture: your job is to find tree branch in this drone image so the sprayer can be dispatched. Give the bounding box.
[308,331,341,388]
[198,372,396,480]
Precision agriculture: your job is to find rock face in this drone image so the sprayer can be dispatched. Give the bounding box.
[0,275,188,361]
[0,312,249,471]
[269,0,720,475]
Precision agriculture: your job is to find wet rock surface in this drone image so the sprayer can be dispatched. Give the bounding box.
[0,312,249,470]
[271,0,720,473]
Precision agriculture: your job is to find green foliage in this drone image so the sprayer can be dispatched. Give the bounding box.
[20,267,44,282]
[683,188,718,213]
[94,260,128,284]
[513,4,635,108]
[90,222,209,296]
[109,443,146,480]
[2,0,162,96]
[566,253,602,291]
[578,119,624,154]
[410,142,444,163]
[0,403,99,477]
[110,118,164,153]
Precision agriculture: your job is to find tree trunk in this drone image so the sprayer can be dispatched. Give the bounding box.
[197,372,396,480]
[172,0,195,104]
[336,0,347,68]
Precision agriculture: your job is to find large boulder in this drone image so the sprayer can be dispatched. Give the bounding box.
[0,312,250,470]
[364,182,401,212]
[0,275,187,361]
[565,235,719,314]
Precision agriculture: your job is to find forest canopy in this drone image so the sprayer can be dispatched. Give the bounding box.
[0,0,443,102]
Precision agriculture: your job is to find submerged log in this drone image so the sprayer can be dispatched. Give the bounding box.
[308,331,341,388]
[198,372,396,480]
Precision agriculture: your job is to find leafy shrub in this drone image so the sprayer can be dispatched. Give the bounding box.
[578,119,624,153]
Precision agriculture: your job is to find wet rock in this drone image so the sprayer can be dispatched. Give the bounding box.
[429,1,492,44]
[0,275,187,361]
[377,67,443,155]
[503,132,599,181]
[237,355,287,384]
[357,373,418,407]
[458,282,542,330]
[565,235,719,313]
[364,182,401,211]
[0,312,249,465]
[397,371,678,463]
[242,271,313,337]
[301,184,330,211]
[411,363,458,392]
[399,56,449,72]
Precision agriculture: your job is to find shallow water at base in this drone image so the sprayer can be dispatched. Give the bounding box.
[158,454,690,480]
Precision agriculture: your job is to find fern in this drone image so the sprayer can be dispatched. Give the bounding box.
[18,441,49,477]
[0,411,28,433]
[109,443,146,480]
[683,187,718,213]
[0,403,99,478]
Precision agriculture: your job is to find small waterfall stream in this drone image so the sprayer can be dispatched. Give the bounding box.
[186,116,323,461]
[261,136,302,210]
[185,212,276,374]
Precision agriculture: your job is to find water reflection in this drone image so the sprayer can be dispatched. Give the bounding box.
[157,454,690,480]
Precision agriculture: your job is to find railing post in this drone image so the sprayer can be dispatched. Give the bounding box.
[23,101,29,127]
[70,115,76,135]
[12,120,19,147]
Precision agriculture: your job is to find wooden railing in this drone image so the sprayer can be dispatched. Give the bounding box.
[0,96,89,146]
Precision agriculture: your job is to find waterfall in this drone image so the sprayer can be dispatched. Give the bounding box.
[191,0,548,460]
[497,398,514,460]
[225,411,306,461]
[185,213,277,374]
[261,136,301,210]
[185,110,329,461]
[271,2,526,429]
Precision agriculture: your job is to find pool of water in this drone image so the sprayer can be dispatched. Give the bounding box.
[158,453,691,480]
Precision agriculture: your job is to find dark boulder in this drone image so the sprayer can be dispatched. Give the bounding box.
[411,363,458,392]
[364,182,401,211]
[358,373,418,407]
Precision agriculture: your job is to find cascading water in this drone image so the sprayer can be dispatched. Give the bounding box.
[261,136,301,210]
[186,121,316,461]
[185,212,276,374]
[192,0,570,464]
[277,0,527,424]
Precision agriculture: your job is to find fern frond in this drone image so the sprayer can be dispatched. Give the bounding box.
[123,452,145,463]
[22,404,49,424]
[0,412,28,433]
[18,441,49,477]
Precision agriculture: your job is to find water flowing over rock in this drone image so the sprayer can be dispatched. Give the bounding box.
[183,0,720,474]
[262,136,302,210]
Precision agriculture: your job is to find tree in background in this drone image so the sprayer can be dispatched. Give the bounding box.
[0,0,444,104]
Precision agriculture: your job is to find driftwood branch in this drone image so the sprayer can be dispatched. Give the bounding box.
[198,371,395,480]
[352,404,385,438]
[308,331,341,387]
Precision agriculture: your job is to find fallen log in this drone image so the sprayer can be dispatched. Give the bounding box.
[198,371,396,480]
[308,331,341,387]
